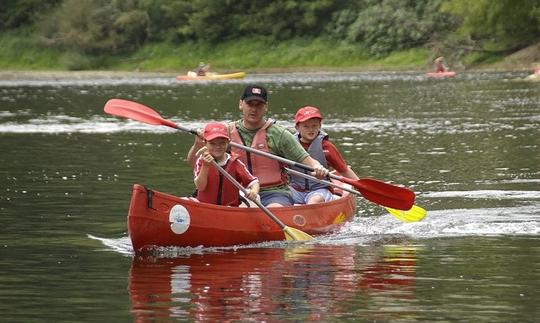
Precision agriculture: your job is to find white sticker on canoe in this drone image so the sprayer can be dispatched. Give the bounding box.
[169,205,190,234]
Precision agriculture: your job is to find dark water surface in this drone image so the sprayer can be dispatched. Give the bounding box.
[1,72,539,322]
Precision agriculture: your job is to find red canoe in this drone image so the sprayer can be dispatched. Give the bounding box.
[426,71,456,78]
[128,184,357,251]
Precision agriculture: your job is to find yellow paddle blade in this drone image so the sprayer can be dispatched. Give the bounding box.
[385,205,427,222]
[284,226,314,241]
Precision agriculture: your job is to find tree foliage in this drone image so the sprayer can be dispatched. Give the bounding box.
[0,0,61,30]
[442,0,540,51]
[2,0,538,57]
[340,0,456,55]
[37,0,149,54]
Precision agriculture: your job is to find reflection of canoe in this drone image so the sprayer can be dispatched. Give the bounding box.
[128,184,356,251]
[176,71,246,80]
[426,71,456,78]
[128,245,417,321]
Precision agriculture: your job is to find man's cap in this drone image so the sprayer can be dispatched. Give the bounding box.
[295,106,323,124]
[203,122,229,141]
[241,85,268,103]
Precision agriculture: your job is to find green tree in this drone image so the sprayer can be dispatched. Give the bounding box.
[339,0,455,55]
[150,0,345,42]
[0,0,61,30]
[37,0,149,54]
[138,0,193,41]
[442,0,540,51]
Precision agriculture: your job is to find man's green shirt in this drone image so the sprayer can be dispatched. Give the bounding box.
[232,119,309,192]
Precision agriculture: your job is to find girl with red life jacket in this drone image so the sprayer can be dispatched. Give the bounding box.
[194,122,260,206]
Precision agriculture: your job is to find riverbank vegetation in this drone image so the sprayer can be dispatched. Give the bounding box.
[1,0,539,72]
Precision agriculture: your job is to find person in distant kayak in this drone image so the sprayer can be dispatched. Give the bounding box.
[522,63,540,80]
[433,56,448,73]
[289,106,359,204]
[187,84,329,207]
[194,121,260,206]
[195,62,211,76]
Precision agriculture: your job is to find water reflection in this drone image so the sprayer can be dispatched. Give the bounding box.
[129,244,419,321]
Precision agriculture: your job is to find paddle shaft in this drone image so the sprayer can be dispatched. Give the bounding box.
[174,121,414,210]
[210,160,287,231]
[285,167,360,196]
[231,142,331,178]
[174,123,303,172]
[172,123,320,175]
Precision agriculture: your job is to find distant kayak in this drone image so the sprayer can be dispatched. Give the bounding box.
[426,71,456,78]
[176,71,246,81]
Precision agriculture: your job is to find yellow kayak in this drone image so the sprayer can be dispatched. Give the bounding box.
[176,71,246,81]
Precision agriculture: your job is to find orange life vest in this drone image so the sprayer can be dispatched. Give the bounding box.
[229,120,287,188]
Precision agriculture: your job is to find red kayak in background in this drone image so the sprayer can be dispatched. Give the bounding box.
[426,71,456,78]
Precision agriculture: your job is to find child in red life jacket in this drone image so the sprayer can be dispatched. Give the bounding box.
[194,122,260,206]
[289,106,359,204]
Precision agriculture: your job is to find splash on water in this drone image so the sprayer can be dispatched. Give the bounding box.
[88,233,290,257]
[90,200,540,256]
[88,234,133,256]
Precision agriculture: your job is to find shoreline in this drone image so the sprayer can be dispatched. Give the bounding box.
[0,70,177,81]
[0,65,535,81]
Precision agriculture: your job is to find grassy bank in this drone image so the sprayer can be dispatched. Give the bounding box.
[3,32,533,73]
[0,33,433,72]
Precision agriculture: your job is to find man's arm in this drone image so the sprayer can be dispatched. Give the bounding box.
[186,131,204,168]
[300,155,329,178]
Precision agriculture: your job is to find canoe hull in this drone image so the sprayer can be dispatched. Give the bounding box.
[176,71,246,80]
[128,184,356,251]
[426,71,456,78]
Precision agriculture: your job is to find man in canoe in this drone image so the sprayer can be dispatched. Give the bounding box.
[289,106,359,204]
[195,62,211,76]
[187,84,329,207]
[433,56,448,73]
[194,122,260,206]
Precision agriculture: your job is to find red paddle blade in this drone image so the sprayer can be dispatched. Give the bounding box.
[341,177,415,210]
[104,99,176,127]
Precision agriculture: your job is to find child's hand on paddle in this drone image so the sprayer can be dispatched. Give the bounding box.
[244,189,259,201]
[195,147,214,166]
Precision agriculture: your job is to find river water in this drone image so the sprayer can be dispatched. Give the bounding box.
[1,72,539,322]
